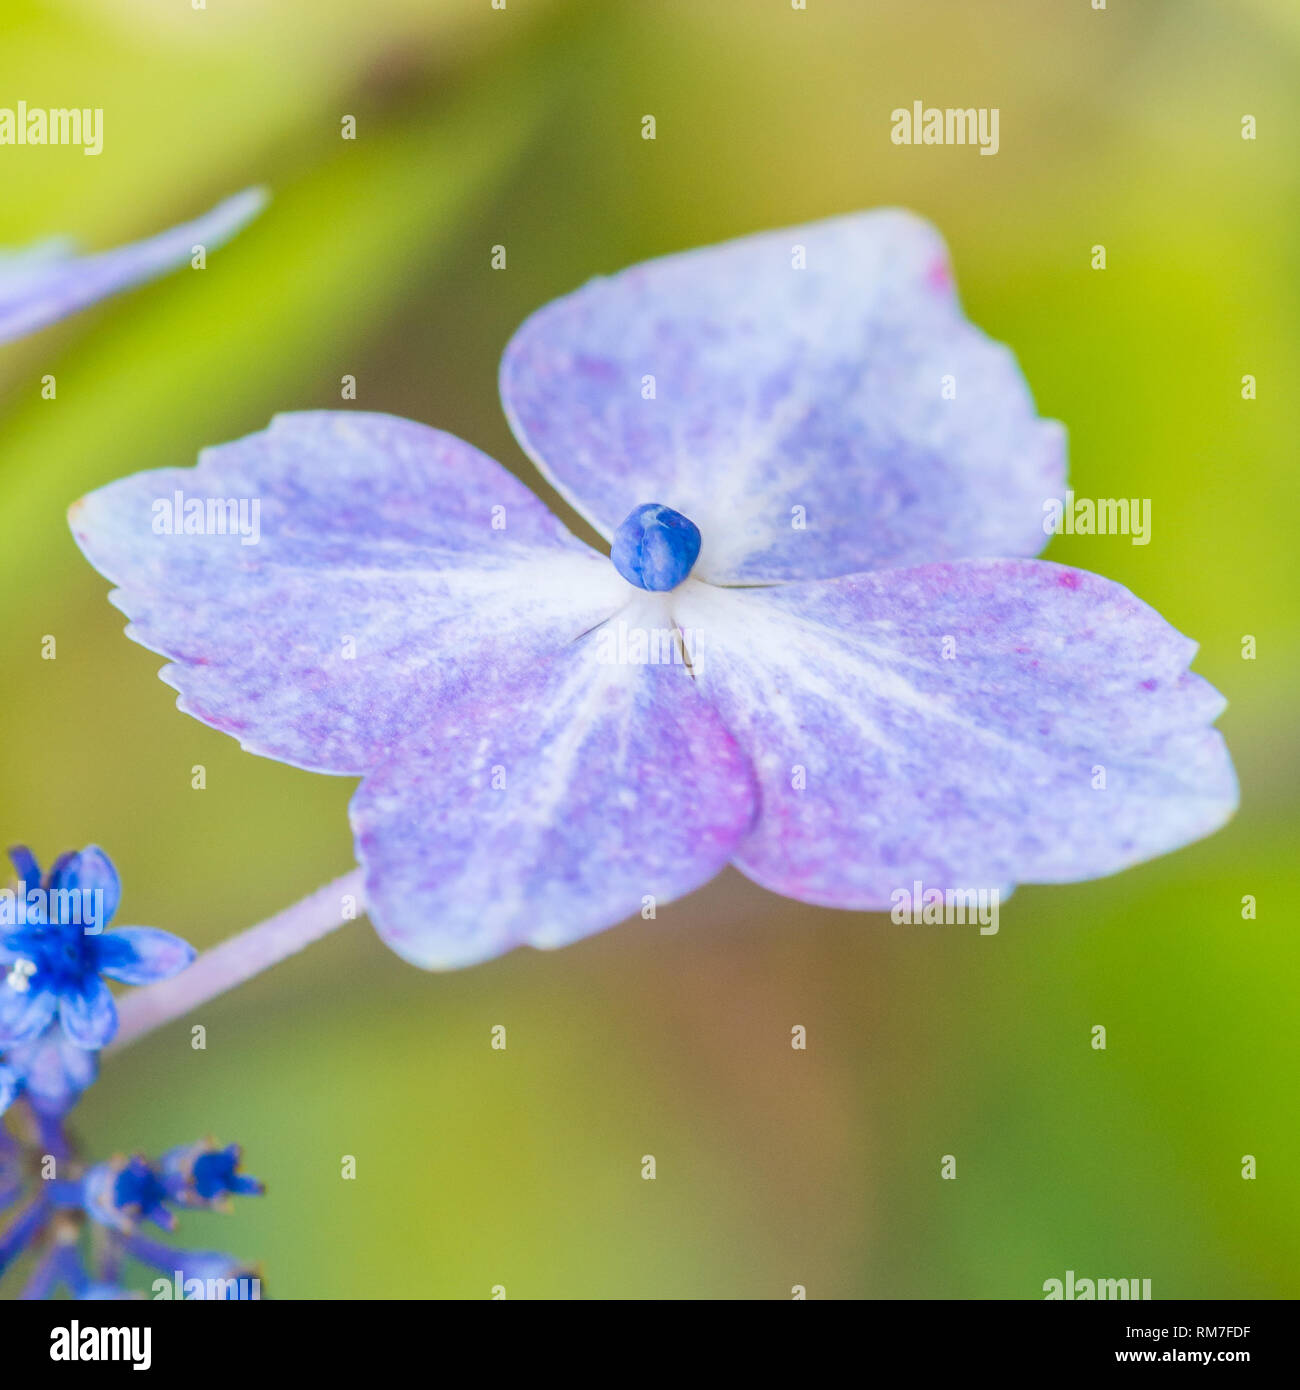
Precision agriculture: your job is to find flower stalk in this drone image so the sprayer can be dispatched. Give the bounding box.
[107,868,365,1056]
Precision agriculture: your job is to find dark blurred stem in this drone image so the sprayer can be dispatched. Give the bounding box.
[0,1197,49,1277]
[106,869,365,1056]
[35,1111,70,1161]
[122,1234,179,1272]
[19,1242,64,1299]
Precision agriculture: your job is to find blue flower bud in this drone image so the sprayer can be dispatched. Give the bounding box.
[610,503,702,591]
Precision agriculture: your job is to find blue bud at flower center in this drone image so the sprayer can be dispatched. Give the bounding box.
[610,503,702,591]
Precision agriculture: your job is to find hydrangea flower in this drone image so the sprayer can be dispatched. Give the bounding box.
[160,1139,265,1211]
[83,1155,176,1233]
[1,852,262,1301]
[1,1132,262,1298]
[0,187,265,345]
[69,210,1237,969]
[0,1025,98,1119]
[0,846,195,1050]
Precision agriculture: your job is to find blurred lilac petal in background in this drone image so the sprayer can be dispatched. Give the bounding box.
[0,187,266,345]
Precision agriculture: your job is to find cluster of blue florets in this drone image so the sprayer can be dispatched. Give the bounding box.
[1,847,263,1299]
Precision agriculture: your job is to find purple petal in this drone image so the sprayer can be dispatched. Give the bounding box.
[3,1026,99,1116]
[673,561,1237,905]
[6,847,42,897]
[69,412,628,775]
[58,980,118,1050]
[47,846,121,928]
[0,982,56,1045]
[500,209,1063,583]
[97,928,195,985]
[351,622,759,968]
[0,188,266,345]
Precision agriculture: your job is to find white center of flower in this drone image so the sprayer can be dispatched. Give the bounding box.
[5,959,36,993]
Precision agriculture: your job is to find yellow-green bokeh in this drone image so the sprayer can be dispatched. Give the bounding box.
[2,0,1296,1298]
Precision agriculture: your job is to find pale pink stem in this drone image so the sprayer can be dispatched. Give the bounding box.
[107,868,365,1055]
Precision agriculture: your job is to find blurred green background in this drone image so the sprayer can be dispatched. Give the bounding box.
[2,0,1297,1298]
